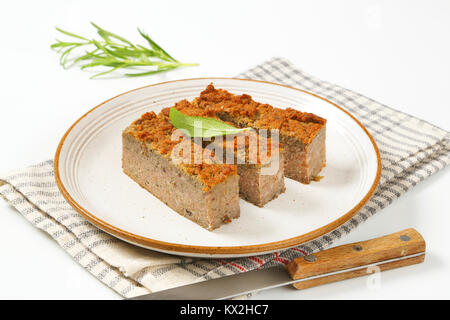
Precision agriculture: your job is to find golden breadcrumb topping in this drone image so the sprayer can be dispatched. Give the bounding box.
[195,84,326,145]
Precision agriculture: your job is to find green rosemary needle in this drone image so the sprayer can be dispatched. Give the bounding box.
[50,22,198,78]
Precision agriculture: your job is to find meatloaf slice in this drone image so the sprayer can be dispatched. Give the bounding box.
[193,84,327,184]
[122,112,240,231]
[209,130,285,207]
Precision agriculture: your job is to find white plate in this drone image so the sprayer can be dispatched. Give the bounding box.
[55,78,380,258]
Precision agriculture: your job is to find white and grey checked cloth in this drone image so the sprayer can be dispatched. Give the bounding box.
[1,57,449,298]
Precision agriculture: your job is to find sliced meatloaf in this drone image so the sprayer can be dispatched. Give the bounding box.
[122,111,240,231]
[122,84,326,230]
[192,84,327,184]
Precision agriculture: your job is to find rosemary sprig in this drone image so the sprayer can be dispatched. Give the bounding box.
[50,22,198,78]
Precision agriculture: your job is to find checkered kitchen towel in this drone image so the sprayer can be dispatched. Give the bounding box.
[1,57,449,298]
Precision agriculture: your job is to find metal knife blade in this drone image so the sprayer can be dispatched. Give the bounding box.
[130,265,291,300]
[128,251,425,300]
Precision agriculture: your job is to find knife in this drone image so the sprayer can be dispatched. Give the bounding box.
[129,228,425,300]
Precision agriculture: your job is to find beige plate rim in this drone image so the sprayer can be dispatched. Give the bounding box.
[54,77,381,256]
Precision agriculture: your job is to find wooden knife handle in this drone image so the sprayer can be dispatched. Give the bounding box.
[285,228,426,290]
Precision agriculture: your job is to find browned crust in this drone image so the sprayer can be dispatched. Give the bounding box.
[194,84,327,145]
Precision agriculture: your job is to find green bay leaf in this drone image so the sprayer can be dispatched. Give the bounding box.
[169,108,249,138]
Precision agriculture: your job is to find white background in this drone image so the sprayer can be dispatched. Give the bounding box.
[0,0,449,299]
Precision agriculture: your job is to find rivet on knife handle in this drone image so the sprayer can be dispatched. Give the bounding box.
[285,228,426,290]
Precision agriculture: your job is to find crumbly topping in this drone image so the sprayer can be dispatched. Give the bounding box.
[171,99,218,118]
[129,111,179,155]
[195,84,327,145]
